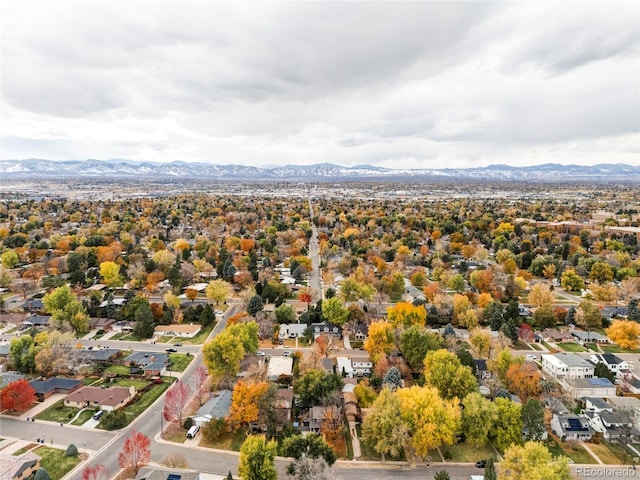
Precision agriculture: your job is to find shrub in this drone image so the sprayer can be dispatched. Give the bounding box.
[183,417,194,430]
[65,444,78,457]
[34,469,51,480]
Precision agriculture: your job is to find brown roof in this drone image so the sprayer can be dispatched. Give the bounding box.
[64,385,133,407]
[0,313,29,325]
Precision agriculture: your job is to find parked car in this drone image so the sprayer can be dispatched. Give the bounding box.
[93,410,104,421]
[256,351,265,356]
[166,348,177,353]
[186,425,200,438]
[283,351,292,357]
[525,354,537,362]
[174,342,182,346]
[475,460,487,468]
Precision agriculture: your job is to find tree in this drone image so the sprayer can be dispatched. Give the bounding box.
[488,348,524,383]
[340,277,375,303]
[500,441,570,480]
[533,304,556,329]
[34,469,51,480]
[293,369,343,407]
[99,261,123,288]
[490,398,523,451]
[397,385,461,458]
[362,387,407,461]
[1,249,20,268]
[43,285,89,334]
[561,269,584,292]
[81,465,108,480]
[133,301,155,338]
[364,320,395,363]
[9,334,37,373]
[382,366,402,391]
[192,365,209,406]
[227,321,259,354]
[527,284,554,307]
[589,261,614,284]
[280,434,337,466]
[387,302,426,329]
[206,279,230,305]
[521,399,545,441]
[353,380,377,407]
[286,456,335,480]
[484,457,497,480]
[247,294,264,315]
[594,362,615,383]
[163,381,191,427]
[160,453,189,469]
[321,297,349,326]
[434,472,450,480]
[238,435,278,480]
[469,328,491,358]
[423,349,477,401]
[606,320,640,349]
[229,381,270,428]
[203,330,245,380]
[65,444,78,457]
[400,326,442,371]
[118,431,151,475]
[461,392,497,447]
[275,303,296,324]
[504,363,542,402]
[0,378,36,412]
[575,300,603,330]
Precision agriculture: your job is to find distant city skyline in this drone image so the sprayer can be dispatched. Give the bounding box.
[1,1,638,169]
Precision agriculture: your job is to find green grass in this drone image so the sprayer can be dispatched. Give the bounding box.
[185,323,215,344]
[112,377,148,390]
[108,332,127,340]
[586,343,600,352]
[200,427,248,451]
[102,364,131,376]
[34,446,82,480]
[119,379,172,423]
[541,341,555,351]
[82,377,102,386]
[440,443,496,462]
[71,409,95,426]
[120,333,146,342]
[529,343,542,351]
[13,446,31,455]
[557,342,586,352]
[544,436,596,464]
[601,345,640,354]
[167,353,193,372]
[588,441,635,465]
[513,340,532,350]
[35,400,80,423]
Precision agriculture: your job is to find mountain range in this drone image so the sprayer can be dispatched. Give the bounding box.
[0,159,638,182]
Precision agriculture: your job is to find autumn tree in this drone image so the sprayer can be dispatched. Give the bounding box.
[364,320,395,363]
[280,433,337,466]
[0,378,36,412]
[99,261,123,288]
[527,283,554,307]
[500,441,570,480]
[206,279,231,305]
[362,387,407,461]
[81,464,108,480]
[469,328,491,358]
[163,381,191,427]
[339,277,375,303]
[239,435,278,480]
[575,299,603,330]
[488,348,524,383]
[490,398,523,451]
[606,320,640,349]
[400,326,442,371]
[387,302,426,329]
[397,385,461,458]
[504,363,542,402]
[423,349,477,400]
[43,285,89,334]
[461,392,497,447]
[192,365,209,406]
[203,330,245,381]
[229,381,270,429]
[561,269,584,292]
[118,431,151,475]
[321,297,349,326]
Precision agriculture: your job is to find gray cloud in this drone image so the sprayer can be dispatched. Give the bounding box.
[1,1,638,168]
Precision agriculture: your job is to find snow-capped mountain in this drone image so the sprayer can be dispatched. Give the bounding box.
[0,159,638,182]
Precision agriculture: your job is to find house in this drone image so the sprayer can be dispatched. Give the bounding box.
[279,323,307,339]
[582,397,613,413]
[311,322,342,339]
[29,377,83,401]
[541,353,594,381]
[351,356,373,377]
[626,376,640,394]
[585,411,637,442]
[237,355,263,379]
[154,323,201,338]
[571,330,608,344]
[98,298,126,308]
[273,388,294,424]
[309,405,327,432]
[88,317,116,331]
[352,323,368,342]
[550,413,593,441]
[23,298,44,313]
[112,321,135,333]
[474,359,491,379]
[123,352,169,376]
[0,371,24,389]
[566,377,617,399]
[193,390,232,427]
[590,353,632,381]
[541,328,573,343]
[0,313,29,328]
[86,348,120,363]
[267,356,293,382]
[135,466,200,480]
[21,315,49,329]
[0,451,41,480]
[64,385,136,411]
[0,344,10,357]
[321,358,334,374]
[607,397,640,430]
[336,357,354,378]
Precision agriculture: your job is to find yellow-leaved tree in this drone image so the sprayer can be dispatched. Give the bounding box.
[606,320,640,349]
[387,302,426,329]
[364,320,395,363]
[229,381,270,429]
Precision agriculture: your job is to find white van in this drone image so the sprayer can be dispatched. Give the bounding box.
[186,425,200,439]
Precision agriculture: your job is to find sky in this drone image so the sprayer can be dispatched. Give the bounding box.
[1,1,639,169]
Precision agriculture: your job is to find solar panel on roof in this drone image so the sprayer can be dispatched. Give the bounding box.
[167,475,181,480]
[588,378,612,386]
[567,418,588,431]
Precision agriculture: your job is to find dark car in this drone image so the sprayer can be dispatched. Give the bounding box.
[174,342,182,347]
[475,460,487,468]
[166,348,177,353]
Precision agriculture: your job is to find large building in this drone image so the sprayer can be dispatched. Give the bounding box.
[541,353,594,381]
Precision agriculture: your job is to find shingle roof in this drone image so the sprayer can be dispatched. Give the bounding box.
[29,377,83,395]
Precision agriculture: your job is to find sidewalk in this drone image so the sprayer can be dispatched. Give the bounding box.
[580,441,605,465]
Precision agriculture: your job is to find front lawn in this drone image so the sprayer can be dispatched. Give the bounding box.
[200,427,247,451]
[118,378,172,422]
[588,441,635,465]
[185,323,215,344]
[102,364,131,376]
[544,435,596,464]
[513,340,532,350]
[71,409,95,426]
[112,377,149,390]
[35,401,79,423]
[440,443,496,463]
[35,446,83,480]
[167,353,193,372]
[601,345,640,354]
[557,343,586,352]
[529,343,542,351]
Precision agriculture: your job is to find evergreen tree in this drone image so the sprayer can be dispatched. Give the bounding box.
[247,295,265,315]
[434,472,450,480]
[566,306,576,325]
[134,302,155,338]
[381,367,402,391]
[484,457,497,480]
[628,299,639,322]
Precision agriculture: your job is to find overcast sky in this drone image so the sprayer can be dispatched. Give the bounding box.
[1,1,639,169]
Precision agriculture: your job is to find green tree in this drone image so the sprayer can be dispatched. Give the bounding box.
[575,299,603,330]
[1,249,20,268]
[321,297,349,326]
[280,434,336,466]
[239,435,278,480]
[362,387,407,461]
[227,321,259,354]
[561,269,584,292]
[247,294,264,315]
[9,334,37,373]
[447,273,466,293]
[521,399,545,441]
[589,262,614,284]
[490,398,523,451]
[34,469,51,480]
[43,285,89,334]
[500,441,570,480]
[275,303,296,324]
[205,279,230,305]
[382,367,402,391]
[461,392,497,447]
[99,261,123,288]
[532,304,556,329]
[293,369,343,407]
[434,472,450,480]
[484,457,497,480]
[423,349,478,400]
[400,327,442,371]
[594,362,615,383]
[133,302,155,338]
[203,330,245,380]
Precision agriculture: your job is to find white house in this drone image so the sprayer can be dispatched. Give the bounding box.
[566,377,617,399]
[267,356,293,382]
[551,413,593,441]
[336,357,354,378]
[541,353,594,381]
[585,411,635,442]
[590,353,632,381]
[351,356,373,376]
[279,323,307,339]
[154,323,201,338]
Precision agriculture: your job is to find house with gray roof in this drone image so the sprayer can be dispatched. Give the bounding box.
[29,377,83,401]
[193,390,232,427]
[123,351,169,376]
[0,451,41,480]
[0,371,24,389]
[551,413,593,441]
